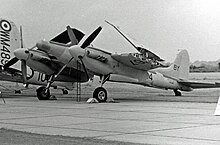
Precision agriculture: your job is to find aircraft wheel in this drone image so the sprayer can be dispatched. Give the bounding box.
[15,90,21,94]
[62,89,68,95]
[36,86,50,100]
[93,87,107,102]
[174,89,182,96]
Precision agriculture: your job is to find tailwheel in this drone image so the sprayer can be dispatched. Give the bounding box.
[15,90,21,94]
[93,87,107,103]
[174,89,182,96]
[36,86,50,100]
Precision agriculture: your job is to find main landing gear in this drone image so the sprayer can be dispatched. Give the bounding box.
[93,87,107,102]
[173,89,182,96]
[36,75,54,100]
[93,75,109,103]
[36,86,50,100]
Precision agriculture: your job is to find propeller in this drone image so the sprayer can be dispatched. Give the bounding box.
[68,26,102,82]
[78,27,102,81]
[19,27,37,86]
[3,26,36,86]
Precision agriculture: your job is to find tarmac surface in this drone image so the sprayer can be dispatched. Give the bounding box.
[0,82,220,145]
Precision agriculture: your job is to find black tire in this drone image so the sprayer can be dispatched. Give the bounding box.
[93,87,107,102]
[62,89,68,95]
[15,90,21,94]
[36,86,50,100]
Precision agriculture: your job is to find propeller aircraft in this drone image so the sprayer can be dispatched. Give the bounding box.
[13,20,220,102]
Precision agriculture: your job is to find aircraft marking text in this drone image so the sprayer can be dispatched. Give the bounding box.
[0,20,11,65]
[173,64,180,71]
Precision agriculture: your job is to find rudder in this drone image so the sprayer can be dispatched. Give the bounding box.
[152,49,190,80]
[170,49,189,80]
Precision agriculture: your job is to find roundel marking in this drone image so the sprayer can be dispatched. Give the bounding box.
[0,20,12,32]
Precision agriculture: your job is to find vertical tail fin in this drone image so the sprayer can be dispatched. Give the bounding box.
[0,18,20,67]
[152,50,190,80]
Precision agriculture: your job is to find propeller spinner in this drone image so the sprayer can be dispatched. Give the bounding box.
[68,26,102,60]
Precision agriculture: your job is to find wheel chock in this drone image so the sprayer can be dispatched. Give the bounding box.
[214,96,220,116]
[50,95,57,100]
[87,98,98,103]
[107,97,117,103]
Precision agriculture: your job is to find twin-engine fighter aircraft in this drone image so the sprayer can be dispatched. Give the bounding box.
[13,21,220,102]
[0,18,77,94]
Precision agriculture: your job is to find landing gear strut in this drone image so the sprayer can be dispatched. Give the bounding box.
[174,89,182,96]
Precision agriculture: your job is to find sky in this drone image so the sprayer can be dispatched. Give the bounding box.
[1,0,220,62]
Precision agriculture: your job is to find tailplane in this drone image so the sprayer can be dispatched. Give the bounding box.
[0,18,20,67]
[151,49,190,80]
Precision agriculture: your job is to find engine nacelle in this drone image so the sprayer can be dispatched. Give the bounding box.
[36,40,51,52]
[69,45,86,59]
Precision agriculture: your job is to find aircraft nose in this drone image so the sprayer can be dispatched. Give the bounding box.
[14,48,29,60]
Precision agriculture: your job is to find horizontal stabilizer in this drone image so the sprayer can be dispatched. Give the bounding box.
[179,81,220,89]
[50,28,84,45]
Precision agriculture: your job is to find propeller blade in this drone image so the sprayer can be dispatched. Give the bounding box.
[66,26,79,45]
[3,57,19,69]
[78,57,89,80]
[20,26,24,48]
[81,26,102,49]
[21,60,27,85]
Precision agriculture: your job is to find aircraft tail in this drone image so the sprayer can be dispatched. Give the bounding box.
[0,18,20,66]
[152,50,190,80]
